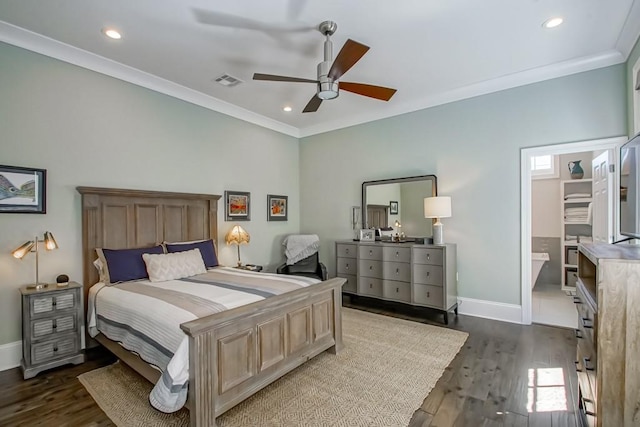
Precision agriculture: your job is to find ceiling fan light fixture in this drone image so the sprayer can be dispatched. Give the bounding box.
[102,28,122,39]
[318,81,339,100]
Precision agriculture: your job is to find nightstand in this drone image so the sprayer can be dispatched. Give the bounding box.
[20,281,85,379]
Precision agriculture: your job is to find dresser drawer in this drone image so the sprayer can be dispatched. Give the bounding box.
[382,261,411,283]
[338,274,357,293]
[359,259,383,279]
[412,247,443,266]
[337,257,357,275]
[412,263,443,286]
[382,246,411,263]
[31,336,78,364]
[30,291,76,317]
[358,277,383,297]
[413,284,444,308]
[31,314,76,339]
[383,280,411,303]
[336,243,357,259]
[358,245,383,261]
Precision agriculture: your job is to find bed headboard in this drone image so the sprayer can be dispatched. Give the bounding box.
[77,187,221,314]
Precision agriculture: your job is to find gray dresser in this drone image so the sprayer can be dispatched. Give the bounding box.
[336,240,457,324]
[20,282,85,379]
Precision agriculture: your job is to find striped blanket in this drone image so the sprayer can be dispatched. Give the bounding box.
[87,267,320,412]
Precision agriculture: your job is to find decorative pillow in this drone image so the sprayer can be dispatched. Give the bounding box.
[165,239,218,268]
[142,248,207,282]
[96,245,164,284]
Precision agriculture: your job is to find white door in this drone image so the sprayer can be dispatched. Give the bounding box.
[592,151,614,243]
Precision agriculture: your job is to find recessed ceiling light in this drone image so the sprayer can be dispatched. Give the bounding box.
[283,106,292,112]
[102,28,122,40]
[543,17,563,29]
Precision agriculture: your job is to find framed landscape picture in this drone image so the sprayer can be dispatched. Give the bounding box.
[267,194,288,221]
[389,201,398,215]
[225,190,250,221]
[0,165,46,214]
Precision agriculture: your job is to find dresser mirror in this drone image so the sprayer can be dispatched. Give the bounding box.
[362,175,437,240]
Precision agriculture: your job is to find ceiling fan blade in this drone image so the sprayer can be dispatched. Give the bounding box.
[193,9,314,33]
[303,95,323,113]
[328,39,370,81]
[339,82,397,101]
[253,73,318,83]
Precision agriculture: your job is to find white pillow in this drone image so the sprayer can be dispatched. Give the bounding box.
[142,248,207,282]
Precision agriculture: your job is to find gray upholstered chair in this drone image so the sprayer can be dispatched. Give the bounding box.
[276,252,327,281]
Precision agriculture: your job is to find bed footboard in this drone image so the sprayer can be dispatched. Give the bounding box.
[180,277,345,427]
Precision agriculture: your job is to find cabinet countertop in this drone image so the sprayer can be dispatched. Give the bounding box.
[20,281,82,295]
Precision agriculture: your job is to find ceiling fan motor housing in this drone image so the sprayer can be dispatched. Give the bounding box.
[317,61,339,99]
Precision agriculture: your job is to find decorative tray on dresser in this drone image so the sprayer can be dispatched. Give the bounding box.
[575,243,640,427]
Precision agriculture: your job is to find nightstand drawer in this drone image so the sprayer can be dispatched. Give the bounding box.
[383,280,411,303]
[359,259,383,279]
[32,315,76,339]
[382,261,411,282]
[382,246,411,263]
[412,263,443,286]
[31,291,75,316]
[31,336,78,364]
[336,244,357,259]
[412,247,443,266]
[358,277,383,297]
[413,284,444,308]
[337,257,357,275]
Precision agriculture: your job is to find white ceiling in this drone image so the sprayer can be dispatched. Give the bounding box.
[1,0,639,137]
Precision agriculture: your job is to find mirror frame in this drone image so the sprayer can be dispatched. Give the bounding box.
[361,174,438,231]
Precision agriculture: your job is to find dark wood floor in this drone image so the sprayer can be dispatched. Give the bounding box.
[0,297,579,427]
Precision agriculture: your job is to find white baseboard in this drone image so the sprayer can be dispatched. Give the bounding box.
[457,297,523,324]
[0,341,22,372]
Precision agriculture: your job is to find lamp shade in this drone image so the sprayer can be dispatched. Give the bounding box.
[225,225,250,245]
[424,196,452,219]
[43,231,58,250]
[12,241,35,259]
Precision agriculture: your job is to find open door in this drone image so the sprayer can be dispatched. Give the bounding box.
[592,150,614,243]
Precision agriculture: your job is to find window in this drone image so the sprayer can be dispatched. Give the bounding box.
[531,154,559,179]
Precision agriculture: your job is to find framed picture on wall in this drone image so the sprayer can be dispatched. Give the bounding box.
[389,201,398,215]
[267,194,288,221]
[225,190,250,221]
[0,165,46,214]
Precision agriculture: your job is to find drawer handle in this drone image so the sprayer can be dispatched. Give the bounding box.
[573,296,581,304]
[426,254,430,260]
[575,329,582,339]
[345,249,349,254]
[427,291,430,298]
[581,317,593,329]
[52,299,57,306]
[583,357,594,371]
[53,346,58,352]
[369,266,373,270]
[426,272,430,277]
[395,268,400,274]
[345,264,350,270]
[369,283,373,289]
[52,322,57,329]
[369,250,373,256]
[396,287,399,293]
[395,251,400,257]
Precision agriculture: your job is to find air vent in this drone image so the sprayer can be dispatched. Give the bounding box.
[214,73,243,87]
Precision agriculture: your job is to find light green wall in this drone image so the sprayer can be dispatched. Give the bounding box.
[0,42,300,345]
[627,37,640,136]
[300,65,627,305]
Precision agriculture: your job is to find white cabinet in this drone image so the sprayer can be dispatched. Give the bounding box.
[561,179,592,289]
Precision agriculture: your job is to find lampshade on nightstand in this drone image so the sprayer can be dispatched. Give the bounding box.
[424,197,452,245]
[225,225,250,267]
[12,231,59,289]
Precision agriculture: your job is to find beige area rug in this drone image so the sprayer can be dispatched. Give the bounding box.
[78,308,468,427]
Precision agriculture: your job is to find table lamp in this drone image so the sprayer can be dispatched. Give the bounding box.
[12,231,59,289]
[424,197,452,245]
[225,225,250,267]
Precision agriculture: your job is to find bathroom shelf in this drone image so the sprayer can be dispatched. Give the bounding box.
[560,179,592,290]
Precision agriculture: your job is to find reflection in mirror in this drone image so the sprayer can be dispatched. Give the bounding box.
[362,175,437,240]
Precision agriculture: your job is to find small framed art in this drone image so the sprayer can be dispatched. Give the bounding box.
[389,201,398,215]
[359,229,375,241]
[225,190,250,221]
[0,165,46,214]
[267,194,288,221]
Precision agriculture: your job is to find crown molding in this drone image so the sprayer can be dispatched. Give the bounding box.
[615,0,640,59]
[299,50,626,137]
[0,21,300,138]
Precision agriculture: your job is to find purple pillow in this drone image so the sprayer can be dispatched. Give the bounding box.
[96,245,164,283]
[166,239,218,268]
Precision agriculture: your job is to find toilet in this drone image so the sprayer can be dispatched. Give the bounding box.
[531,252,550,289]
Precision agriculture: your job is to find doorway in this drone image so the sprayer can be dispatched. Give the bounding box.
[520,136,625,325]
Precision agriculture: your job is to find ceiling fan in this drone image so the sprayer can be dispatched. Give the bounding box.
[253,21,397,113]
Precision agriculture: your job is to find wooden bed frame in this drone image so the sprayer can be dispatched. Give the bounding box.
[77,187,345,427]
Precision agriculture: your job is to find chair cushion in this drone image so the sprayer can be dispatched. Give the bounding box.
[287,253,319,275]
